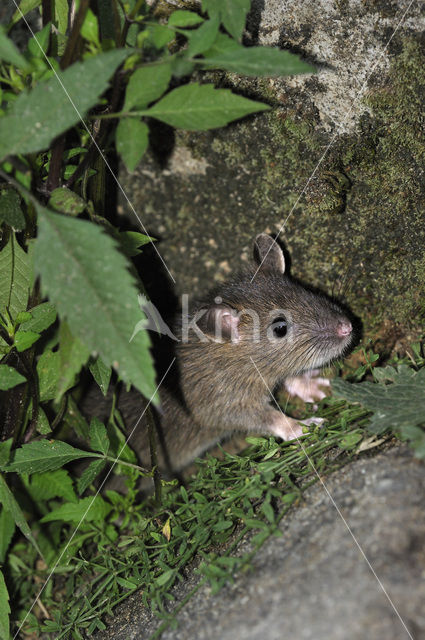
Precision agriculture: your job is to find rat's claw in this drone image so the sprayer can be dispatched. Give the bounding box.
[299,417,325,427]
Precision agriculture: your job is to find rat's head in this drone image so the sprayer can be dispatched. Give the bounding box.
[191,234,356,378]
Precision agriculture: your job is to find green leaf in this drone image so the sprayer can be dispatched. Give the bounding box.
[332,366,425,434]
[54,0,69,35]
[186,16,219,58]
[27,22,51,58]
[0,25,30,69]
[29,469,77,503]
[37,349,60,402]
[14,329,40,352]
[155,568,175,587]
[124,63,172,110]
[3,440,95,474]
[33,404,51,435]
[8,0,42,29]
[0,365,26,390]
[0,49,130,160]
[77,458,106,495]
[142,82,270,130]
[202,0,251,41]
[49,187,86,216]
[89,357,111,396]
[0,234,30,322]
[81,9,100,47]
[203,35,315,76]
[116,118,149,172]
[56,321,91,402]
[40,495,112,523]
[33,205,156,400]
[19,302,57,333]
[0,569,10,640]
[0,188,25,230]
[89,418,109,455]
[118,231,155,258]
[15,311,31,324]
[0,508,15,564]
[144,24,174,50]
[0,441,12,467]
[0,474,42,555]
[168,10,204,27]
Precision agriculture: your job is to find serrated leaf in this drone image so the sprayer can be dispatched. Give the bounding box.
[118,231,155,258]
[124,63,172,110]
[0,508,15,563]
[40,495,112,523]
[332,367,425,434]
[202,0,250,41]
[0,49,130,160]
[19,302,57,333]
[0,24,30,69]
[89,418,109,455]
[168,10,204,27]
[33,205,156,400]
[33,404,51,435]
[49,187,86,216]
[37,349,60,402]
[0,188,26,230]
[77,458,106,495]
[9,0,42,29]
[27,22,51,58]
[186,16,219,58]
[54,0,69,35]
[14,329,40,352]
[143,82,270,130]
[0,474,42,556]
[203,35,315,76]
[116,118,149,172]
[56,321,90,402]
[3,439,95,474]
[89,357,111,396]
[0,365,26,390]
[0,234,30,322]
[29,469,77,503]
[0,569,10,640]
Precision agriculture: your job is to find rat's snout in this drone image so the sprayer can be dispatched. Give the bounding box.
[336,320,352,338]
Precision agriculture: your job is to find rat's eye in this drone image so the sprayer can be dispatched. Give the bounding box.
[271,316,288,338]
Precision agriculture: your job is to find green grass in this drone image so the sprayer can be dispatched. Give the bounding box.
[8,341,425,639]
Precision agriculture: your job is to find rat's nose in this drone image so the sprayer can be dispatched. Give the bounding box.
[336,320,352,337]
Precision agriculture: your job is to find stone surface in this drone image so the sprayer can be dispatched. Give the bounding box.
[97,444,425,640]
[120,0,425,344]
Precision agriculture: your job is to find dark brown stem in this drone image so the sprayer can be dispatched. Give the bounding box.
[45,134,66,195]
[60,0,90,70]
[41,0,52,27]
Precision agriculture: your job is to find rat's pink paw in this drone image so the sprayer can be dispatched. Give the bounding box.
[266,412,305,441]
[284,371,330,403]
[299,416,325,427]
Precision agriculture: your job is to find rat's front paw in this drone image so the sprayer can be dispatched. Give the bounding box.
[284,370,330,403]
[266,412,305,441]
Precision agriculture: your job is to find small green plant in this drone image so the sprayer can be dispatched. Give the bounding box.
[0,0,318,636]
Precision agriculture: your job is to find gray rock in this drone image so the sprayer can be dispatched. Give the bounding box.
[98,445,425,640]
[120,0,425,339]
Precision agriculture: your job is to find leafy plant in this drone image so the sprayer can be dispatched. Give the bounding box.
[0,0,316,636]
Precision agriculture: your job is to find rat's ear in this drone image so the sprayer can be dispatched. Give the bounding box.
[196,304,240,343]
[254,233,286,274]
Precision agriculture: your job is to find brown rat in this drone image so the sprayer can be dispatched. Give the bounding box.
[94,233,355,476]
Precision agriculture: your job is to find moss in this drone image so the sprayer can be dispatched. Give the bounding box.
[120,36,425,342]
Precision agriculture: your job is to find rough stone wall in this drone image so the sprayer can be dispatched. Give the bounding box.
[119,0,425,345]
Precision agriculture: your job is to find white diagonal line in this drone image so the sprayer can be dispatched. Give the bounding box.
[10,0,175,283]
[13,357,176,639]
[251,0,417,282]
[250,356,414,640]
